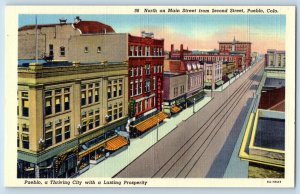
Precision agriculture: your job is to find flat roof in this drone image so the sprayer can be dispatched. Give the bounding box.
[264,78,285,88]
[254,117,285,150]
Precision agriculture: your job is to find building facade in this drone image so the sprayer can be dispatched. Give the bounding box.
[202,61,223,90]
[169,44,244,71]
[265,49,286,68]
[163,59,205,115]
[219,37,252,68]
[163,72,187,115]
[17,61,129,178]
[127,32,166,137]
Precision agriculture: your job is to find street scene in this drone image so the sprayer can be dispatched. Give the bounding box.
[16,13,286,179]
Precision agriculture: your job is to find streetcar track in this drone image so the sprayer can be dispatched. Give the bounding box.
[164,79,255,178]
[152,63,264,178]
[182,70,263,177]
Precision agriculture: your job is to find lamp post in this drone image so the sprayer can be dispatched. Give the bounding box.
[193,98,196,113]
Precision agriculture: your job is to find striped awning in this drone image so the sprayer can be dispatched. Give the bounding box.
[135,112,168,133]
[171,105,181,113]
[106,136,128,151]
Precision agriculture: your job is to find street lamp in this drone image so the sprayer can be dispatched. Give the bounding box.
[193,98,196,113]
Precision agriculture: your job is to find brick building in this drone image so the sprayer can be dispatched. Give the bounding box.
[169,44,244,71]
[219,37,252,68]
[127,32,167,137]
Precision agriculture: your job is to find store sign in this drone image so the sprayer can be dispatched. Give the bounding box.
[157,77,162,110]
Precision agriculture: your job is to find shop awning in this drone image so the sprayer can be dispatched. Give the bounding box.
[78,141,106,160]
[135,112,168,133]
[171,105,181,113]
[186,91,206,103]
[105,136,128,151]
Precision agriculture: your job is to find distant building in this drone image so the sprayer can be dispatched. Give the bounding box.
[219,37,252,68]
[169,44,244,71]
[17,61,129,178]
[202,61,223,90]
[265,49,285,68]
[163,71,187,115]
[163,59,205,115]
[239,67,285,178]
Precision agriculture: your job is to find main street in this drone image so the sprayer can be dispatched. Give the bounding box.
[115,59,265,178]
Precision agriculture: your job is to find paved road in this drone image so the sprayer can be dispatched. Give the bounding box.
[115,60,264,178]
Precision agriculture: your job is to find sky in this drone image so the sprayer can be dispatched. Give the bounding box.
[19,14,286,54]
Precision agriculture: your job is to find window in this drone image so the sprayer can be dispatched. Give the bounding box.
[107,86,112,99]
[145,79,150,92]
[97,46,101,53]
[60,47,65,56]
[55,97,61,113]
[119,107,123,118]
[130,67,134,77]
[22,124,29,133]
[95,88,99,102]
[129,46,134,56]
[153,77,156,90]
[49,44,54,57]
[64,125,70,140]
[160,48,163,56]
[88,119,93,130]
[145,64,150,75]
[64,94,70,111]
[88,90,93,104]
[21,92,29,117]
[136,67,139,76]
[95,115,100,127]
[55,128,62,143]
[130,82,134,97]
[21,99,29,117]
[45,132,53,148]
[139,80,143,94]
[139,46,142,56]
[17,133,19,147]
[22,135,29,149]
[81,121,87,133]
[113,85,117,97]
[174,87,178,97]
[84,47,89,53]
[140,66,143,75]
[135,46,138,56]
[135,80,139,95]
[118,81,123,96]
[113,109,118,120]
[154,66,156,73]
[81,91,86,106]
[153,47,156,56]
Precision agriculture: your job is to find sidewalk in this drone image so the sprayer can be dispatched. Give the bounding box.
[79,97,212,178]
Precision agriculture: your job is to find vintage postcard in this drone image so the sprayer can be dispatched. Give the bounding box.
[5,5,295,187]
